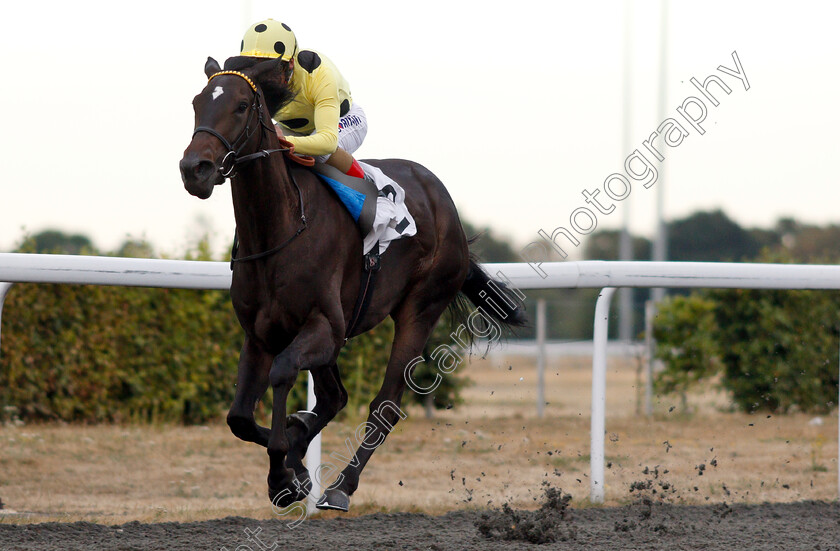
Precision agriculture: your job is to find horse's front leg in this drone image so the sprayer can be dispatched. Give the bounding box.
[267,315,338,508]
[226,337,272,446]
[284,363,348,491]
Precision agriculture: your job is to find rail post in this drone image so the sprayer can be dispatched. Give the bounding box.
[536,298,547,418]
[644,300,656,417]
[0,282,13,353]
[590,287,616,503]
[306,372,322,515]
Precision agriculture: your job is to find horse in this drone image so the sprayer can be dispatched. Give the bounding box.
[179,55,527,512]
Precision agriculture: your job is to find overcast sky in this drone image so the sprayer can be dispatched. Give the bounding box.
[0,0,837,258]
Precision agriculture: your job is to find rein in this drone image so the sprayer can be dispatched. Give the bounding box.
[193,70,307,267]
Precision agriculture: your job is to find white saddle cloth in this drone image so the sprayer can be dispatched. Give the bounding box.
[359,161,417,255]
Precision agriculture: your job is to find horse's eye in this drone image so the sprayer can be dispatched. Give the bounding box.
[237,101,248,113]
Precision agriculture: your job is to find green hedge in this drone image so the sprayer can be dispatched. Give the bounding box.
[654,287,840,413]
[1,282,243,423]
[0,273,401,425]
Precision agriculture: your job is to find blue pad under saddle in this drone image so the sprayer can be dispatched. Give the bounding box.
[311,163,378,235]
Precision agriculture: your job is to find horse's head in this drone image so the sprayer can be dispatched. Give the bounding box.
[179,56,290,199]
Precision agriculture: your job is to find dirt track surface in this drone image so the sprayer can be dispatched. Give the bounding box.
[1,501,838,550]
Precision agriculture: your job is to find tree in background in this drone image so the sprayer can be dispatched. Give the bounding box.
[17,229,96,255]
[769,218,840,262]
[652,294,721,409]
[583,229,651,261]
[115,239,155,259]
[667,210,761,262]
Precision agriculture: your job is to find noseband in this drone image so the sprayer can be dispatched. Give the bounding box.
[192,70,288,178]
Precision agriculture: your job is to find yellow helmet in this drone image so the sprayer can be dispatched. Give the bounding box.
[240,19,297,61]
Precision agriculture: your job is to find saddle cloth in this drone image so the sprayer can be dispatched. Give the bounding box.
[312,161,417,255]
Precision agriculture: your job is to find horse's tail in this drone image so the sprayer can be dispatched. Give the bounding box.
[447,249,529,346]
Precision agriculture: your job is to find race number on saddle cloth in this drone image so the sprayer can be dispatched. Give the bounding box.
[359,162,417,255]
[311,161,417,255]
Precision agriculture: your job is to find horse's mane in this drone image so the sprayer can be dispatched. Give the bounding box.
[223,56,296,116]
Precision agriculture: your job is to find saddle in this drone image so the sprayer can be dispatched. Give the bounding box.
[309,163,378,237]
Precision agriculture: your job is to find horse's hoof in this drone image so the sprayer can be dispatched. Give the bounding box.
[268,471,309,508]
[316,488,350,512]
[286,410,318,433]
[295,470,313,497]
[269,484,308,508]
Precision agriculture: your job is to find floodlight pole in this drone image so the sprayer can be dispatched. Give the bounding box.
[618,0,634,343]
[652,0,669,304]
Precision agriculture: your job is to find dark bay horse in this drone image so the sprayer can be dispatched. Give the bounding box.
[179,56,526,512]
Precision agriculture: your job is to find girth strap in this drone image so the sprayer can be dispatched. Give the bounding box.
[345,243,381,340]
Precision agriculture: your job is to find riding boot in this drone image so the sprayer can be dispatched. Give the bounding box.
[325,147,366,179]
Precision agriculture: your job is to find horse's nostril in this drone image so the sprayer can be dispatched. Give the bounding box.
[180,158,216,182]
[195,160,216,179]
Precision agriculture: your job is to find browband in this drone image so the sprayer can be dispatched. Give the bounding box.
[208,71,258,93]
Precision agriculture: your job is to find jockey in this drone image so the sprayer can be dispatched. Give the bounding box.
[239,19,367,179]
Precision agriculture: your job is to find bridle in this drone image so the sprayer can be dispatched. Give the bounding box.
[191,70,307,266]
[192,70,288,178]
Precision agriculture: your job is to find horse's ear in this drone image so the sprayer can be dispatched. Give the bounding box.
[247,57,285,87]
[204,57,222,78]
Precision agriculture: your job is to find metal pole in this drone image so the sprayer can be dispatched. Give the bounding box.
[644,300,655,416]
[306,371,322,514]
[591,287,616,503]
[618,0,634,343]
[536,298,547,418]
[652,0,669,304]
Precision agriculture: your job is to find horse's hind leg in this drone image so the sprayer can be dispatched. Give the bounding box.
[226,337,273,447]
[317,296,452,512]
